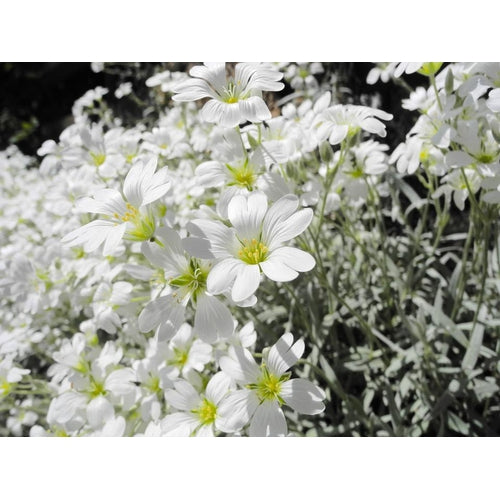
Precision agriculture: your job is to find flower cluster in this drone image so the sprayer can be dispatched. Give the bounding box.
[3,61,499,438]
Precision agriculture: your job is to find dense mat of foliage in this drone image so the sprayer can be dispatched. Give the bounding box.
[1,62,499,436]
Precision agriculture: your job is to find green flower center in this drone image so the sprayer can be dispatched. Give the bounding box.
[0,377,11,396]
[88,379,106,399]
[298,68,309,79]
[170,347,188,369]
[226,160,258,190]
[347,165,364,179]
[249,366,290,403]
[238,238,268,265]
[169,259,209,304]
[476,153,496,164]
[192,398,217,426]
[91,152,106,167]
[147,376,161,394]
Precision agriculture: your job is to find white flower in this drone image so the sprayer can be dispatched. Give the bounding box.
[189,191,315,303]
[115,82,132,99]
[161,372,232,436]
[92,281,133,334]
[194,128,266,217]
[0,356,30,397]
[393,62,423,78]
[62,157,171,256]
[217,333,325,436]
[366,62,398,84]
[138,226,234,343]
[172,62,284,128]
[151,323,213,379]
[316,104,393,145]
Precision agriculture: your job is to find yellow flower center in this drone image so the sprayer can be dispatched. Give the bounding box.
[147,376,161,393]
[91,152,106,167]
[226,160,257,190]
[192,398,217,426]
[88,379,106,399]
[0,377,11,396]
[116,203,139,223]
[113,204,156,241]
[221,80,249,104]
[170,348,188,369]
[238,238,268,265]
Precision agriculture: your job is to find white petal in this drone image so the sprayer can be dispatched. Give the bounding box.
[61,220,115,253]
[268,247,315,272]
[48,392,87,424]
[207,258,242,295]
[123,161,146,207]
[205,372,232,405]
[161,413,198,436]
[487,88,500,112]
[165,380,200,411]
[195,161,226,187]
[182,236,215,259]
[231,264,261,302]
[196,425,215,437]
[329,124,349,145]
[100,416,126,437]
[194,294,234,342]
[219,346,260,384]
[227,192,268,241]
[102,223,127,256]
[262,194,299,243]
[220,102,244,128]
[280,379,326,415]
[268,333,304,375]
[141,167,171,206]
[104,368,137,396]
[216,389,259,433]
[446,151,474,168]
[138,296,174,333]
[189,219,237,259]
[87,395,114,429]
[240,96,271,122]
[249,400,287,437]
[260,258,298,282]
[266,208,313,250]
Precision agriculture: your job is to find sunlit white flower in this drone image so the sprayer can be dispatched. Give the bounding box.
[172,62,284,127]
[189,191,315,303]
[316,104,393,145]
[217,333,325,436]
[62,158,171,256]
[138,226,234,343]
[195,128,266,217]
[161,372,232,436]
[150,323,213,380]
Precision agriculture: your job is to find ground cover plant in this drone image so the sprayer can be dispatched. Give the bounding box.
[1,62,499,437]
